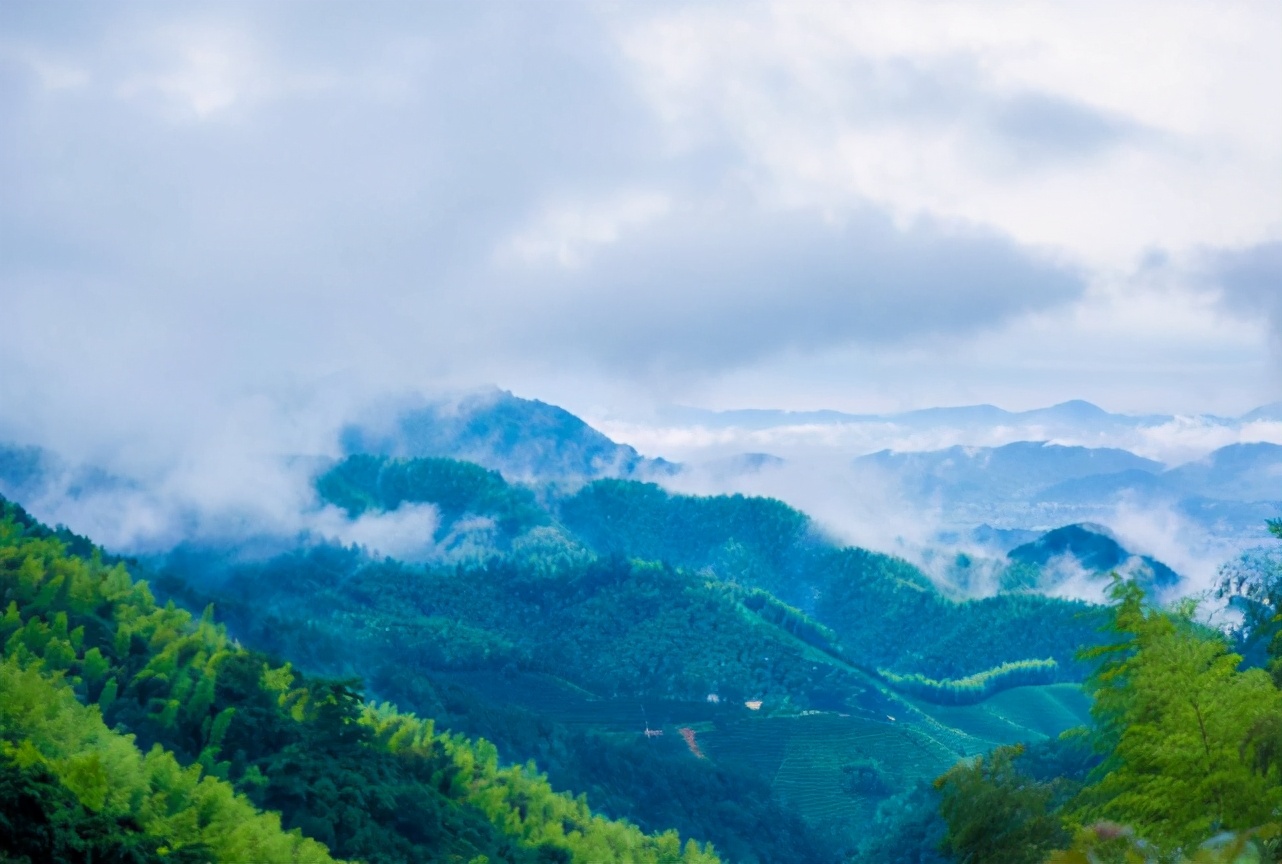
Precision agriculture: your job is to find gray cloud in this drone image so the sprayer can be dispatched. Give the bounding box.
[0,1,1092,445]
[1209,241,1282,339]
[0,0,1274,503]
[492,203,1084,375]
[984,92,1145,165]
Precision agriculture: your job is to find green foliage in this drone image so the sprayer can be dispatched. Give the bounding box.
[937,540,1282,864]
[850,780,949,864]
[879,658,1060,705]
[935,744,1070,864]
[316,454,548,539]
[313,464,1102,689]
[559,479,811,586]
[738,587,843,656]
[0,502,721,864]
[1070,581,1282,851]
[0,658,336,862]
[151,468,1107,860]
[1049,822,1279,864]
[0,747,176,864]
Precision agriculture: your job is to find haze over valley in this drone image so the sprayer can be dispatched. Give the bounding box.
[2,2,1280,862]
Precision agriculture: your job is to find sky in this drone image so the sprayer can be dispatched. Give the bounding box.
[2,0,1281,474]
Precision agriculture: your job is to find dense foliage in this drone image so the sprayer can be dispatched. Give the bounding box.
[155,543,851,863]
[880,659,1061,706]
[314,459,1106,685]
[0,498,719,864]
[99,455,1111,860]
[317,455,549,541]
[936,554,1282,863]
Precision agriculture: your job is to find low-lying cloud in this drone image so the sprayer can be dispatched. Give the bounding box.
[0,1,1278,592]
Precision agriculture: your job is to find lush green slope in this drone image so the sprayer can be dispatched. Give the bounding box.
[317,454,549,541]
[128,456,1106,858]
[0,498,719,864]
[315,459,1106,684]
[934,552,1282,864]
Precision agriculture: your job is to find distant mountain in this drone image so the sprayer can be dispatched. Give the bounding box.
[1241,402,1282,423]
[1032,468,1175,505]
[696,452,786,478]
[856,441,1163,504]
[852,437,1280,541]
[0,442,129,504]
[663,398,1239,434]
[965,524,1043,552]
[1003,523,1180,593]
[0,443,50,500]
[1164,442,1282,501]
[341,389,678,481]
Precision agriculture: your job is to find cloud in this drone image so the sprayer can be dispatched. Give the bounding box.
[660,452,945,563]
[0,0,1277,526]
[1207,241,1282,340]
[983,92,1148,166]
[492,203,1084,375]
[616,0,1282,266]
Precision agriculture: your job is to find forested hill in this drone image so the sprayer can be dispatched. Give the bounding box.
[338,390,678,480]
[0,496,719,864]
[314,454,1105,684]
[121,454,1108,860]
[7,462,1282,863]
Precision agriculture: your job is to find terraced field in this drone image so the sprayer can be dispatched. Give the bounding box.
[915,683,1090,746]
[441,669,1092,832]
[698,684,1092,829]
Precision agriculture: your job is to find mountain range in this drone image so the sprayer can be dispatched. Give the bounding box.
[2,389,1279,862]
[661,398,1281,435]
[340,389,678,481]
[854,439,1282,541]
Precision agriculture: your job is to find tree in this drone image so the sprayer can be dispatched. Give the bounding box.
[934,744,1068,863]
[1070,580,1282,852]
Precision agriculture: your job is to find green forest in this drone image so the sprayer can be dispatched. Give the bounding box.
[0,497,718,864]
[3,455,1281,862]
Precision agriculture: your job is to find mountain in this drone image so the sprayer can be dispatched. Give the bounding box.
[662,399,1224,434]
[857,441,1163,505]
[0,495,718,864]
[0,443,48,498]
[700,452,786,476]
[1241,401,1282,423]
[342,388,677,481]
[854,438,1279,542]
[1164,442,1282,502]
[1032,468,1176,505]
[132,454,1106,858]
[1003,523,1180,593]
[0,442,133,519]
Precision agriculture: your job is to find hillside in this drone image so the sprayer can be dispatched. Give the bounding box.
[339,390,678,481]
[0,496,719,864]
[134,454,1106,857]
[854,438,1282,543]
[1000,523,1180,594]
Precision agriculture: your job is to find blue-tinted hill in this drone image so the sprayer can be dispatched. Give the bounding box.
[341,389,677,481]
[1004,523,1180,593]
[1240,401,1282,422]
[0,442,132,505]
[857,441,1162,504]
[1033,468,1174,505]
[1164,442,1282,502]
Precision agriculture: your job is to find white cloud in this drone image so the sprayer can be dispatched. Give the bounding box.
[0,0,1278,532]
[615,0,1282,268]
[500,191,670,269]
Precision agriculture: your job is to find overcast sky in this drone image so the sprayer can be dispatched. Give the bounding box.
[2,0,1280,468]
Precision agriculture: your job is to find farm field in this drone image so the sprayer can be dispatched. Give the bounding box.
[441,669,1091,830]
